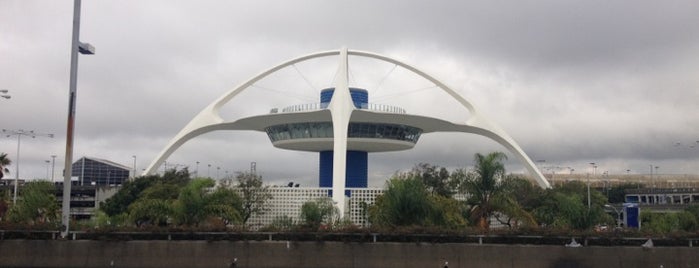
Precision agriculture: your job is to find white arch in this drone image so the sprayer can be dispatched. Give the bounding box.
[144,48,550,202]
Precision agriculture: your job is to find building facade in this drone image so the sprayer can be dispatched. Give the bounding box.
[246,187,384,230]
[71,157,130,186]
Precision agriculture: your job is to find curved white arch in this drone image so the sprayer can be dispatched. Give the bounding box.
[144,48,551,213]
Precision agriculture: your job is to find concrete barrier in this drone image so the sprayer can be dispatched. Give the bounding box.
[1,240,697,267]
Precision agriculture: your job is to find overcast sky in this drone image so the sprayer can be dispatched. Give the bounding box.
[2,1,698,187]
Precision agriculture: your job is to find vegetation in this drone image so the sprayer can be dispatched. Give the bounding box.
[300,197,338,229]
[0,152,10,180]
[3,151,699,238]
[369,176,435,227]
[532,181,611,229]
[6,180,59,225]
[97,169,245,228]
[235,172,272,224]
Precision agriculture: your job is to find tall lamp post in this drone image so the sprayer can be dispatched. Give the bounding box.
[2,129,54,204]
[604,204,622,228]
[132,155,137,179]
[45,160,51,180]
[588,162,596,210]
[51,155,56,181]
[61,0,95,238]
[195,161,200,177]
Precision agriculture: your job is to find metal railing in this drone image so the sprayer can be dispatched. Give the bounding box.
[1,230,698,247]
[278,102,406,114]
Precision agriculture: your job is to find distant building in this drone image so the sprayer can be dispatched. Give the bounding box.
[71,157,130,186]
[625,188,699,211]
[55,185,119,220]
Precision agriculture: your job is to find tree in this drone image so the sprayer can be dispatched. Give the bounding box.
[409,163,453,197]
[173,178,213,226]
[462,152,508,229]
[173,178,243,226]
[6,180,59,225]
[491,176,541,229]
[101,169,190,217]
[428,194,469,228]
[0,189,10,221]
[205,187,243,225]
[236,172,271,224]
[532,181,610,229]
[369,176,433,227]
[300,197,339,229]
[100,175,159,217]
[129,198,172,227]
[0,152,11,180]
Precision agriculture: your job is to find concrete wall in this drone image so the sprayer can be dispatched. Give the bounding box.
[1,240,697,268]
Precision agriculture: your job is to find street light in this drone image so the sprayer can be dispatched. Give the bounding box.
[2,129,54,204]
[605,204,622,228]
[216,166,220,179]
[132,155,137,179]
[51,155,56,181]
[587,162,596,210]
[62,0,95,238]
[195,161,200,177]
[207,164,211,178]
[45,160,50,180]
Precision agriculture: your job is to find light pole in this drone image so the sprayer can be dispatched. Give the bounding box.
[1,89,10,99]
[207,164,211,178]
[132,155,137,179]
[62,0,95,238]
[2,129,54,204]
[195,161,200,177]
[588,162,595,210]
[216,166,220,179]
[655,166,659,187]
[45,160,50,180]
[51,155,56,181]
[604,204,622,228]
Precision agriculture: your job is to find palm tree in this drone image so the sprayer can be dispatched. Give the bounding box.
[463,152,536,230]
[0,153,11,180]
[463,152,507,229]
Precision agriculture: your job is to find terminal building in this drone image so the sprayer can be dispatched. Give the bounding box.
[144,48,551,220]
[71,156,131,186]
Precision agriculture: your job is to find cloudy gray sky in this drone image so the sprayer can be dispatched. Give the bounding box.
[2,1,698,187]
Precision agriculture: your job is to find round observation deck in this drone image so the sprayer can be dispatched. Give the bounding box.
[263,87,423,152]
[265,122,422,152]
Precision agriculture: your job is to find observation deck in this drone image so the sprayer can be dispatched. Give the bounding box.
[263,88,422,153]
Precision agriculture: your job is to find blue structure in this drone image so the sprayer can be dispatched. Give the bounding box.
[319,88,369,188]
[624,203,640,228]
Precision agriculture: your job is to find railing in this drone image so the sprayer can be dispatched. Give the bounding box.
[280,103,323,113]
[1,230,698,247]
[278,103,406,114]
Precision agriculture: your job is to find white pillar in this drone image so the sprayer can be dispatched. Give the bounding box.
[327,47,354,218]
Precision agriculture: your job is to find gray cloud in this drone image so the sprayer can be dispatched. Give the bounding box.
[2,0,698,186]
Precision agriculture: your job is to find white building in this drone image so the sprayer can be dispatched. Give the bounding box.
[146,48,551,219]
[245,187,384,230]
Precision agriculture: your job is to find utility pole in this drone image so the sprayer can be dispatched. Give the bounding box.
[62,0,95,238]
[2,129,54,204]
